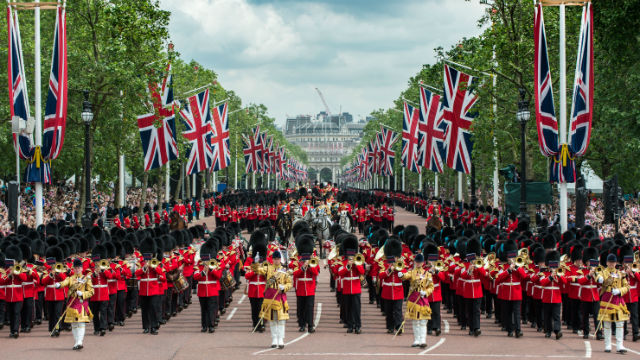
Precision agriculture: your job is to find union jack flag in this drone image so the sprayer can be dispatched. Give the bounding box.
[179,89,213,175]
[418,87,447,173]
[137,63,178,172]
[243,126,262,173]
[361,146,370,181]
[7,5,33,160]
[569,2,593,158]
[441,64,478,174]
[261,133,272,174]
[402,102,421,173]
[210,102,230,171]
[534,3,559,159]
[377,126,398,176]
[42,4,67,163]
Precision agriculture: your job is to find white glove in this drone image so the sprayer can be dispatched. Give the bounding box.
[278,284,285,291]
[612,288,621,296]
[54,282,61,289]
[597,276,604,284]
[398,272,404,278]
[420,290,427,297]
[76,290,83,297]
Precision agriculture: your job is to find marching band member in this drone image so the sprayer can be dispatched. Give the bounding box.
[136,238,166,335]
[89,245,113,336]
[194,240,224,333]
[460,238,484,337]
[576,247,601,339]
[403,253,434,348]
[245,236,268,333]
[424,243,444,336]
[536,250,566,339]
[620,245,640,342]
[41,246,67,336]
[57,259,95,350]
[1,245,27,338]
[378,237,406,334]
[293,234,320,333]
[259,250,292,349]
[598,253,630,354]
[337,234,364,334]
[494,240,527,338]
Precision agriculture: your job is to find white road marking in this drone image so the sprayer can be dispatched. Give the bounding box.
[258,354,586,358]
[253,302,323,356]
[443,319,449,334]
[419,337,446,355]
[238,294,246,305]
[226,307,237,321]
[584,341,591,358]
[625,348,640,355]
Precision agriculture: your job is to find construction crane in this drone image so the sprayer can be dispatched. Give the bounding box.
[315,87,332,117]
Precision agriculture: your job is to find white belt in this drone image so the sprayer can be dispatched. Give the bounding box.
[199,281,218,285]
[502,282,521,286]
[6,285,22,288]
[382,281,402,286]
[581,285,597,289]
[297,278,314,282]
[22,282,34,286]
[462,279,480,283]
[93,285,107,288]
[249,282,266,286]
[140,278,158,282]
[631,285,637,289]
[543,286,559,290]
[46,285,58,289]
[433,283,440,287]
[344,277,360,281]
[570,283,579,286]
[107,280,117,283]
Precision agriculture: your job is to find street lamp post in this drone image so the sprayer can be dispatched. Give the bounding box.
[81,90,94,228]
[516,88,530,221]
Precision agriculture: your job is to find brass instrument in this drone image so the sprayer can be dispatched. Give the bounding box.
[206,259,220,271]
[635,250,639,264]
[374,246,385,261]
[473,258,484,268]
[555,266,565,276]
[394,259,405,272]
[148,258,160,269]
[327,246,338,261]
[11,264,24,276]
[98,259,110,271]
[354,253,366,266]
[433,260,448,272]
[309,257,319,268]
[518,248,529,258]
[54,262,66,273]
[514,255,527,268]
[594,265,605,278]
[632,263,640,273]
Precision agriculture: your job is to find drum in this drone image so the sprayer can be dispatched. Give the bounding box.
[173,275,189,293]
[126,278,137,288]
[166,270,179,282]
[221,270,236,290]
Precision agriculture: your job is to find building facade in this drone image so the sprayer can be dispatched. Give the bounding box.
[285,112,365,184]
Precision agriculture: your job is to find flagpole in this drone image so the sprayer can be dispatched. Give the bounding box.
[458,172,463,202]
[192,173,196,200]
[118,91,125,208]
[558,4,568,232]
[34,0,43,226]
[418,172,423,192]
[401,167,405,192]
[251,172,255,190]
[165,164,170,203]
[435,173,439,198]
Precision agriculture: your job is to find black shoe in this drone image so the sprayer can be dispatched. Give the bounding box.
[208,327,215,333]
[572,329,578,334]
[118,321,124,327]
[474,329,481,337]
[177,306,183,312]
[545,332,551,338]
[355,328,361,334]
[447,309,452,314]
[51,329,59,337]
[515,331,523,338]
[538,328,543,333]
[508,331,513,337]
[258,326,265,333]
[617,349,627,354]
[369,300,374,304]
[308,327,315,333]
[171,312,177,317]
[159,320,167,325]
[461,325,467,330]
[9,332,18,338]
[435,329,441,336]
[100,330,106,336]
[556,331,563,340]
[73,345,81,350]
[278,345,284,349]
[604,349,611,353]
[35,319,42,325]
[420,343,427,349]
[108,324,114,331]
[427,329,433,335]
[387,329,393,334]
[486,313,493,319]
[343,324,349,328]
[597,332,604,340]
[127,311,133,318]
[299,326,306,332]
[201,327,207,333]
[531,322,536,328]
[347,328,353,333]
[522,320,528,325]
[220,308,226,315]
[143,329,150,334]
[411,343,419,348]
[633,334,639,342]
[94,330,100,336]
[150,328,158,335]
[23,327,31,333]
[271,345,277,348]
[583,333,589,339]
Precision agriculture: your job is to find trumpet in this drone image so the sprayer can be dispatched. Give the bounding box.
[354,253,366,266]
[433,260,448,272]
[393,259,405,272]
[205,259,219,271]
[98,259,110,271]
[473,258,484,268]
[309,257,319,268]
[514,255,527,268]
[327,246,338,261]
[148,258,160,269]
[632,263,640,273]
[54,262,66,273]
[554,266,566,276]
[11,265,23,276]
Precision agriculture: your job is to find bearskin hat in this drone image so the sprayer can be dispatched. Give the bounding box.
[296,234,316,256]
[45,246,64,263]
[139,237,157,256]
[5,244,23,263]
[91,244,107,261]
[582,247,599,264]
[384,237,403,258]
[545,250,560,266]
[533,247,546,264]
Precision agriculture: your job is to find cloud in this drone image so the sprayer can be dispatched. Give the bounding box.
[160,0,487,125]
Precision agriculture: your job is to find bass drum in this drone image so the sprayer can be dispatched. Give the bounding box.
[173,275,189,293]
[221,270,236,290]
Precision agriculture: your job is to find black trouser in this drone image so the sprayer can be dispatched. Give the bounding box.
[185,276,193,304]
[543,302,561,334]
[484,292,493,315]
[330,274,335,291]
[503,300,521,333]
[7,301,22,333]
[521,291,528,322]
[90,300,108,332]
[442,283,452,310]
[126,286,138,313]
[581,300,599,334]
[107,293,117,325]
[625,301,638,336]
[35,292,44,322]
[337,291,345,323]
[343,293,361,329]
[569,297,581,331]
[46,300,65,332]
[116,290,127,322]
[250,297,264,327]
[247,219,255,234]
[199,296,218,329]
[171,290,179,314]
[384,299,403,331]
[366,276,376,303]
[428,301,441,330]
[163,289,171,318]
[21,297,34,330]
[296,295,315,328]
[561,294,569,325]
[140,295,160,330]
[534,299,544,330]
[465,298,481,331]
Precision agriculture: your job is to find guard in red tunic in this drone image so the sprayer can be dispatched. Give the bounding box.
[494,240,527,338]
[41,246,67,336]
[135,238,166,335]
[292,234,319,333]
[194,241,224,333]
[1,246,28,338]
[89,244,114,336]
[378,238,406,334]
[534,251,566,339]
[460,238,485,337]
[337,234,364,334]
[577,247,602,339]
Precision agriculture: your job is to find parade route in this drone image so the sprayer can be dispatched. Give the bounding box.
[2,208,639,359]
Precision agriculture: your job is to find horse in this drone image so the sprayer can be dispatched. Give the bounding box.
[275,212,292,246]
[338,210,353,233]
[312,210,331,258]
[169,211,186,230]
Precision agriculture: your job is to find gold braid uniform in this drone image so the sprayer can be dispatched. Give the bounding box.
[259,264,293,321]
[598,268,630,322]
[59,274,95,323]
[403,268,434,320]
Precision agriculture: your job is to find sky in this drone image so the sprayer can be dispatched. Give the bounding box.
[160,0,487,126]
